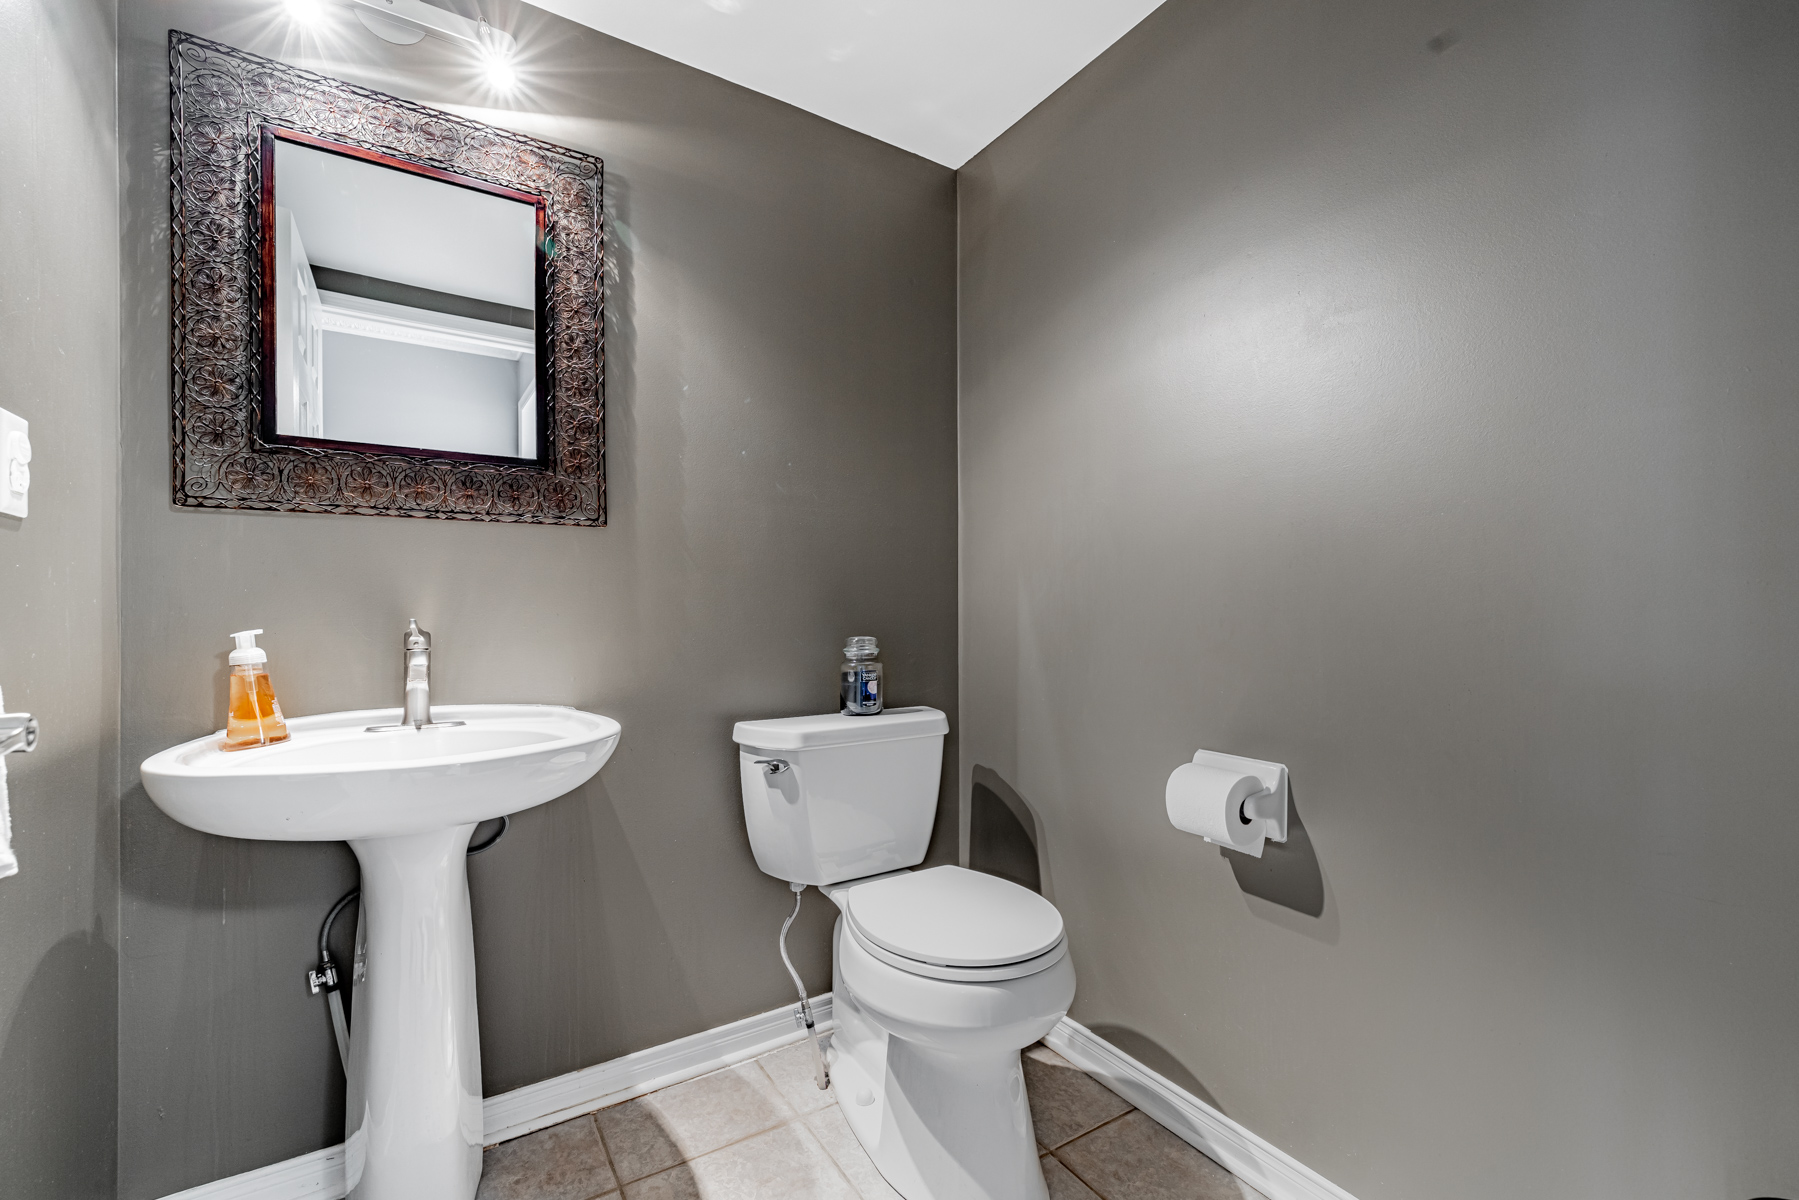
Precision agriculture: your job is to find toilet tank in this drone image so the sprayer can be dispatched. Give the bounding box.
[732,707,948,886]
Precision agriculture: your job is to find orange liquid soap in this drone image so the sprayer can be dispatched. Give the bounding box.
[221,629,289,751]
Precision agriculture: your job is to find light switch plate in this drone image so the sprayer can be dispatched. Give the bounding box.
[1,407,29,519]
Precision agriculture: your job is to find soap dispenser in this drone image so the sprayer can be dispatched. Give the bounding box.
[223,629,290,751]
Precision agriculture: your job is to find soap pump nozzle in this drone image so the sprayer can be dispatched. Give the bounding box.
[229,628,267,666]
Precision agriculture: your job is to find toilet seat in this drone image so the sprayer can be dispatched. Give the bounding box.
[841,866,1067,981]
[846,922,1068,981]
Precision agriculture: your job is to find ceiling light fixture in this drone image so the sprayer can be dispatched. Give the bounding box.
[335,0,519,65]
[475,20,519,92]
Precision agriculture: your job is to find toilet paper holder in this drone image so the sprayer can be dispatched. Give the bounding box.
[1172,749,1288,853]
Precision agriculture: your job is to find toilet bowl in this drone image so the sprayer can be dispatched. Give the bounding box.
[825,868,1076,1200]
[733,705,1075,1200]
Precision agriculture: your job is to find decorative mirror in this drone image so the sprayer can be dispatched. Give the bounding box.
[169,31,605,524]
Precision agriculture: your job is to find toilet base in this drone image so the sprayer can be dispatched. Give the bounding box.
[832,1038,1047,1200]
[830,927,1068,1200]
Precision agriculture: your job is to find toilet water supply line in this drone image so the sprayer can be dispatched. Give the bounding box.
[309,817,509,1072]
[781,882,831,1091]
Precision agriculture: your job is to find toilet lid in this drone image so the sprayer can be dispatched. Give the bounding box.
[843,866,1065,967]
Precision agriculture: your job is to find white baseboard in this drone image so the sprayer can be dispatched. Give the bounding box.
[160,995,834,1200]
[1046,1017,1358,1200]
[155,1145,346,1200]
[484,993,833,1143]
[161,998,1354,1200]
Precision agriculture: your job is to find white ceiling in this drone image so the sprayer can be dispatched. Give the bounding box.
[528,0,1170,168]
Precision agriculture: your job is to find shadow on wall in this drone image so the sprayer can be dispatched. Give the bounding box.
[120,780,362,1160]
[968,766,1051,897]
[1082,1023,1227,1115]
[968,767,1336,942]
[1220,787,1336,944]
[471,771,718,1097]
[958,771,1334,1116]
[0,923,117,1198]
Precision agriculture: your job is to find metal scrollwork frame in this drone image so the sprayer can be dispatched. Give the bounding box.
[169,30,605,525]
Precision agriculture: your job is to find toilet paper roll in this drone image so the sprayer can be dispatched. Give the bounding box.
[1165,762,1270,851]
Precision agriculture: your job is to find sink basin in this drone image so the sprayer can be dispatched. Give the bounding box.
[141,703,620,1200]
[141,703,620,840]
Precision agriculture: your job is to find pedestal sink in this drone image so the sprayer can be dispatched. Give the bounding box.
[141,704,621,1200]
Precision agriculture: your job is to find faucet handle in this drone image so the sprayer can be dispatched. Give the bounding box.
[405,618,431,650]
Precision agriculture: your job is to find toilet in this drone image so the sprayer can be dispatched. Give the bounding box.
[733,707,1076,1200]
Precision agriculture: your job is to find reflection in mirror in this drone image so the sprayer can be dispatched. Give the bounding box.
[267,131,543,462]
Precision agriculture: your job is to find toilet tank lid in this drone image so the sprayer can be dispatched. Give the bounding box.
[732,706,948,751]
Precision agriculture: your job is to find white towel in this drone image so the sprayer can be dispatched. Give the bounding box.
[0,684,16,879]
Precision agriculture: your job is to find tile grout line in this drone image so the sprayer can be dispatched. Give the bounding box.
[1042,1101,1139,1153]
[603,1058,820,1191]
[598,1063,796,1188]
[1048,1108,1140,1200]
[751,1055,865,1199]
[613,1106,829,1195]
[793,1112,866,1199]
[1048,1150,1111,1200]
[628,1050,1128,1199]
[585,1109,621,1199]
[532,1042,1198,1200]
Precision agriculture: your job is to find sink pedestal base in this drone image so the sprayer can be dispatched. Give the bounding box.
[345,824,484,1200]
[138,705,622,1198]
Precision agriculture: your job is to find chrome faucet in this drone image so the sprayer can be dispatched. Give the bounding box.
[366,619,464,732]
[402,619,432,727]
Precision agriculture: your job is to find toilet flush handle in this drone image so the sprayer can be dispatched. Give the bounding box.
[754,759,790,775]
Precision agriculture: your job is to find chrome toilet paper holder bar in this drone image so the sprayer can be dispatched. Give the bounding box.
[1189,748,1288,847]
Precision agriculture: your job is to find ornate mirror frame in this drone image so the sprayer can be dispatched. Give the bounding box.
[169,31,606,525]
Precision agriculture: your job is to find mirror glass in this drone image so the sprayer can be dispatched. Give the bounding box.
[269,133,542,462]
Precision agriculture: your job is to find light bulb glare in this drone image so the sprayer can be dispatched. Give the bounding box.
[283,0,327,28]
[482,49,519,92]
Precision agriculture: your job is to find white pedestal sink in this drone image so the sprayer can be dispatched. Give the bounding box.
[141,704,621,1200]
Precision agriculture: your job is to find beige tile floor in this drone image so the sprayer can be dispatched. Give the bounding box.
[476,1038,1267,1200]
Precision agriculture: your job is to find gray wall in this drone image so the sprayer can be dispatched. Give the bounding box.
[0,0,121,1196]
[118,3,957,1196]
[958,2,1799,1198]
